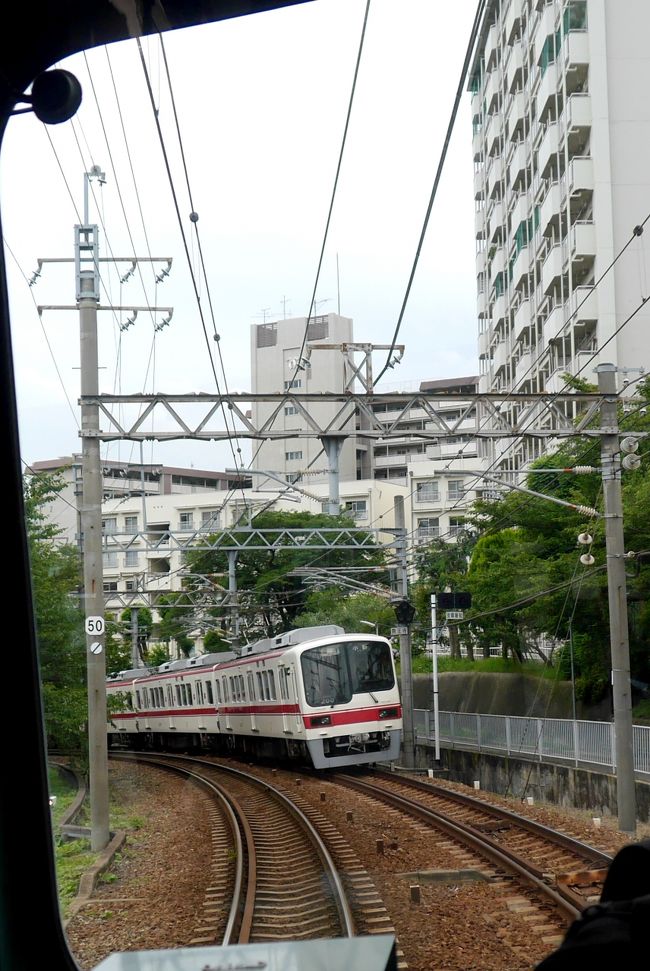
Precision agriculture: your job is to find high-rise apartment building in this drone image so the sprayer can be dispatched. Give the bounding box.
[250,313,358,484]
[471,0,650,470]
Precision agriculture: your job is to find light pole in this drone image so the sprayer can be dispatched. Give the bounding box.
[429,595,440,762]
[360,620,379,635]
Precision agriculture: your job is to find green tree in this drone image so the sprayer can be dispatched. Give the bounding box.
[24,472,86,753]
[184,509,387,639]
[412,534,475,658]
[294,589,395,635]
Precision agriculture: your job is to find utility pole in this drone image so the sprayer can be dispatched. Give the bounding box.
[78,165,110,851]
[29,166,174,852]
[596,363,636,835]
[394,496,415,768]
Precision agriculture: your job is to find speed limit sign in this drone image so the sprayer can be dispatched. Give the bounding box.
[85,616,105,635]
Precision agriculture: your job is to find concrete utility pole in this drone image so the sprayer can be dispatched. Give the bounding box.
[34,171,174,852]
[596,363,636,835]
[78,165,110,851]
[394,496,415,767]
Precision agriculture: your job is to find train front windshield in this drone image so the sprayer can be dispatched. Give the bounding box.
[301,640,395,707]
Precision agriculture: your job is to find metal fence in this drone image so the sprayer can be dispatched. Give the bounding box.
[414,709,650,777]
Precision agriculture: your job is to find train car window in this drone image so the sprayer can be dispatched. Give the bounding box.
[269,669,277,700]
[247,672,256,700]
[262,670,270,700]
[279,668,289,700]
[196,681,204,704]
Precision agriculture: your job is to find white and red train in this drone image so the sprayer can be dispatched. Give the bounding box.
[106,625,403,769]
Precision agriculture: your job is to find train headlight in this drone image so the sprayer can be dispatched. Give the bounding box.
[311,715,332,727]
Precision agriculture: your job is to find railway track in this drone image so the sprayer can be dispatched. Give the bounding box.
[109,752,405,964]
[333,769,613,919]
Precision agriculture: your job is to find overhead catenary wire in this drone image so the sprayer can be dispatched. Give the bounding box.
[374,0,487,387]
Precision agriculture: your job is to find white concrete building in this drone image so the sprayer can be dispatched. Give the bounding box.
[27,455,249,547]
[99,478,409,653]
[250,313,358,484]
[471,0,650,470]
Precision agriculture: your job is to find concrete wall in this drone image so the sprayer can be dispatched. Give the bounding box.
[413,743,650,824]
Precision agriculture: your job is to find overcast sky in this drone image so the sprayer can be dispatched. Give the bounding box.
[1,0,480,473]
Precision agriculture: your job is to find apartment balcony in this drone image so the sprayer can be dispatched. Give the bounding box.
[477,290,488,319]
[510,192,529,230]
[472,129,484,162]
[514,348,533,386]
[484,70,501,115]
[492,293,508,327]
[492,340,509,374]
[487,156,504,199]
[564,92,591,135]
[536,64,559,123]
[488,200,505,242]
[508,142,528,191]
[471,91,482,122]
[490,245,506,279]
[506,43,524,93]
[541,244,563,295]
[570,221,596,266]
[503,0,522,46]
[570,285,598,324]
[476,247,487,279]
[563,31,589,91]
[485,22,499,69]
[475,206,486,239]
[485,112,503,156]
[539,181,562,236]
[478,329,489,359]
[538,122,559,180]
[543,304,564,346]
[513,298,531,342]
[507,95,527,147]
[511,244,531,291]
[567,156,593,199]
[534,6,557,63]
[474,167,485,200]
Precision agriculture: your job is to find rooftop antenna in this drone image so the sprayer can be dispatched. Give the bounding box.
[280,295,291,319]
[336,253,341,315]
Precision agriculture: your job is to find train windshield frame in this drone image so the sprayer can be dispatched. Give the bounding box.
[300,639,395,708]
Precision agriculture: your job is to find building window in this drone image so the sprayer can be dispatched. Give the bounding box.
[103,551,118,568]
[448,480,464,500]
[103,581,118,593]
[284,378,302,390]
[416,481,439,503]
[124,515,138,534]
[344,499,368,521]
[200,509,220,531]
[102,517,117,535]
[417,518,439,541]
[449,517,465,537]
[125,579,136,592]
[285,450,303,461]
[284,405,298,416]
[125,550,139,567]
[179,511,194,531]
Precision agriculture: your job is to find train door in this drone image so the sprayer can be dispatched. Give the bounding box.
[279,665,294,734]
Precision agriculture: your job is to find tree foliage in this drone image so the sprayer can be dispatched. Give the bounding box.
[183,509,388,640]
[443,378,650,700]
[24,472,86,752]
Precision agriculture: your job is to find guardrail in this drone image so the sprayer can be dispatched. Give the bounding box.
[414,709,650,777]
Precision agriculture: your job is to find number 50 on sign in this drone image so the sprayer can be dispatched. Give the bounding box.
[85,616,105,635]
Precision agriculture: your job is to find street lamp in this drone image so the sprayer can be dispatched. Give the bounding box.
[360,620,379,635]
